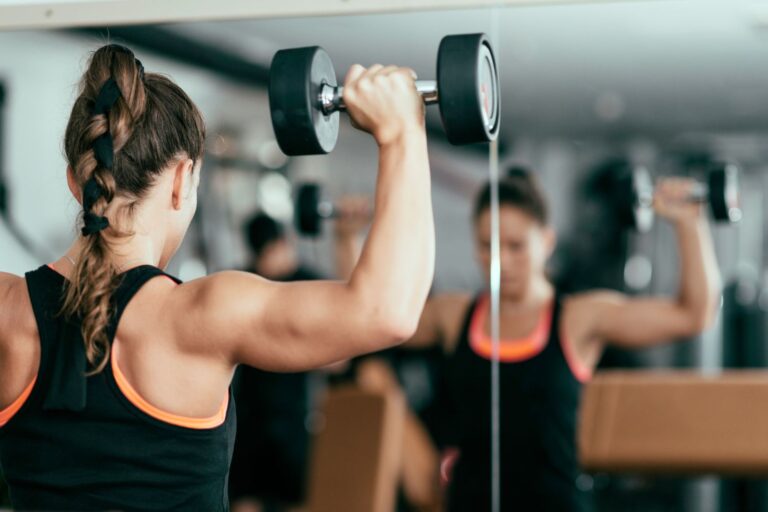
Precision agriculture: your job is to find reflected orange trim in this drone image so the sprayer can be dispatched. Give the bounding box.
[469,295,551,362]
[111,343,227,430]
[0,377,36,427]
[558,324,592,383]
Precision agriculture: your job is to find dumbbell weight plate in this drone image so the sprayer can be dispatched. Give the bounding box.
[437,33,500,145]
[296,183,323,236]
[708,162,742,223]
[616,164,654,232]
[269,46,339,156]
[631,166,655,233]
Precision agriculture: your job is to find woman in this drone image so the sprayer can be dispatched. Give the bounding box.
[356,167,721,511]
[0,44,434,511]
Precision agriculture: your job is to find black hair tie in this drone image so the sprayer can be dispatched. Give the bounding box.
[82,211,110,236]
[92,78,121,116]
[82,44,144,237]
[92,78,122,170]
[81,178,110,236]
[82,77,122,237]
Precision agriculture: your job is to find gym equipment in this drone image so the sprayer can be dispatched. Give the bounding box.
[623,162,741,232]
[269,33,500,156]
[295,183,330,236]
[580,371,768,474]
[295,183,373,237]
[296,182,369,237]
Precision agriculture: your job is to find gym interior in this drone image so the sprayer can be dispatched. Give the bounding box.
[1,1,767,511]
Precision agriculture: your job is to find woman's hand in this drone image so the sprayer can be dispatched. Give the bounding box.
[653,178,704,224]
[342,64,425,147]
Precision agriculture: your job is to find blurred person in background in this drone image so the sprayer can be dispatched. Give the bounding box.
[230,203,368,512]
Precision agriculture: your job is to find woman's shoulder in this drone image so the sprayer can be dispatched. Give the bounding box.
[0,272,39,409]
[0,272,36,333]
[0,272,27,320]
[562,289,627,313]
[433,291,474,313]
[0,271,23,287]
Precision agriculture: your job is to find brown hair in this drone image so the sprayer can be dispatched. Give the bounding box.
[473,166,548,225]
[62,44,205,373]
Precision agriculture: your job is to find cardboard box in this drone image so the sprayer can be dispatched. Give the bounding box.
[306,386,405,512]
[579,371,768,474]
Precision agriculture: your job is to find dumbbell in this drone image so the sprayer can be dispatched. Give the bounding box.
[295,183,369,237]
[269,33,500,156]
[623,162,742,232]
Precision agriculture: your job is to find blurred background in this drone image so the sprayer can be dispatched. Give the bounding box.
[2,1,768,511]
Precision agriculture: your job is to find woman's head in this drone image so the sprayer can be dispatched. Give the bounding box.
[473,166,555,301]
[62,44,205,372]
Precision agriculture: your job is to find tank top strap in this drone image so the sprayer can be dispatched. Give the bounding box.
[24,266,81,412]
[106,265,181,342]
[23,265,180,414]
[455,293,483,355]
[537,291,565,357]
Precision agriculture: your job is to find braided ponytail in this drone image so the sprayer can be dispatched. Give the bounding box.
[62,44,205,373]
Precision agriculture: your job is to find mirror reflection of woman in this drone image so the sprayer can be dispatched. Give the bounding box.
[354,167,721,511]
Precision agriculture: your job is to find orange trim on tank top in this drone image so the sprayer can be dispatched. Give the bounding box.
[111,342,228,429]
[0,377,36,427]
[469,295,552,362]
[0,266,54,427]
[4,263,224,429]
[557,321,593,383]
[48,261,228,428]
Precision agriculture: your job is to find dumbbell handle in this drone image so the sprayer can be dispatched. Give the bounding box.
[317,200,335,219]
[319,80,439,115]
[688,182,709,202]
[637,182,709,208]
[638,181,709,206]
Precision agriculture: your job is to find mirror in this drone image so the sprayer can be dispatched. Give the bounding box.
[3,1,766,511]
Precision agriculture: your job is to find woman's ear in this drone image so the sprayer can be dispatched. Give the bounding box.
[66,166,82,204]
[171,158,195,210]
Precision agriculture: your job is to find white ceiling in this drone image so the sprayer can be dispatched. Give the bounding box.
[170,0,768,142]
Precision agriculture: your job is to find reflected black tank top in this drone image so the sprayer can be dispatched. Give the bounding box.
[445,293,590,512]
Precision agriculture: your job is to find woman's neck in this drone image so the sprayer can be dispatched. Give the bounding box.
[56,233,162,277]
[498,277,553,314]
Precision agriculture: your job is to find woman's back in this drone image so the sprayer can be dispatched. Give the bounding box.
[0,265,236,511]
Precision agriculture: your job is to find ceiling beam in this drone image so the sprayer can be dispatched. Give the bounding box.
[0,0,632,30]
[76,26,269,87]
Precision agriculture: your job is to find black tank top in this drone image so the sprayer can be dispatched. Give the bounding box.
[0,265,236,511]
[445,293,590,512]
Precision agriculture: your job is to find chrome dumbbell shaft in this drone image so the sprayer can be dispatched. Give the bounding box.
[319,80,439,115]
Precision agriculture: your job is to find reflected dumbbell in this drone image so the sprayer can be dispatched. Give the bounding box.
[295,183,370,237]
[269,33,500,156]
[624,162,742,232]
[295,184,331,237]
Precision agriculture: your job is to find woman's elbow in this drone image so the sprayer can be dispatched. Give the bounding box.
[356,295,422,348]
[352,283,425,347]
[687,299,721,335]
[387,314,420,344]
[373,310,419,346]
